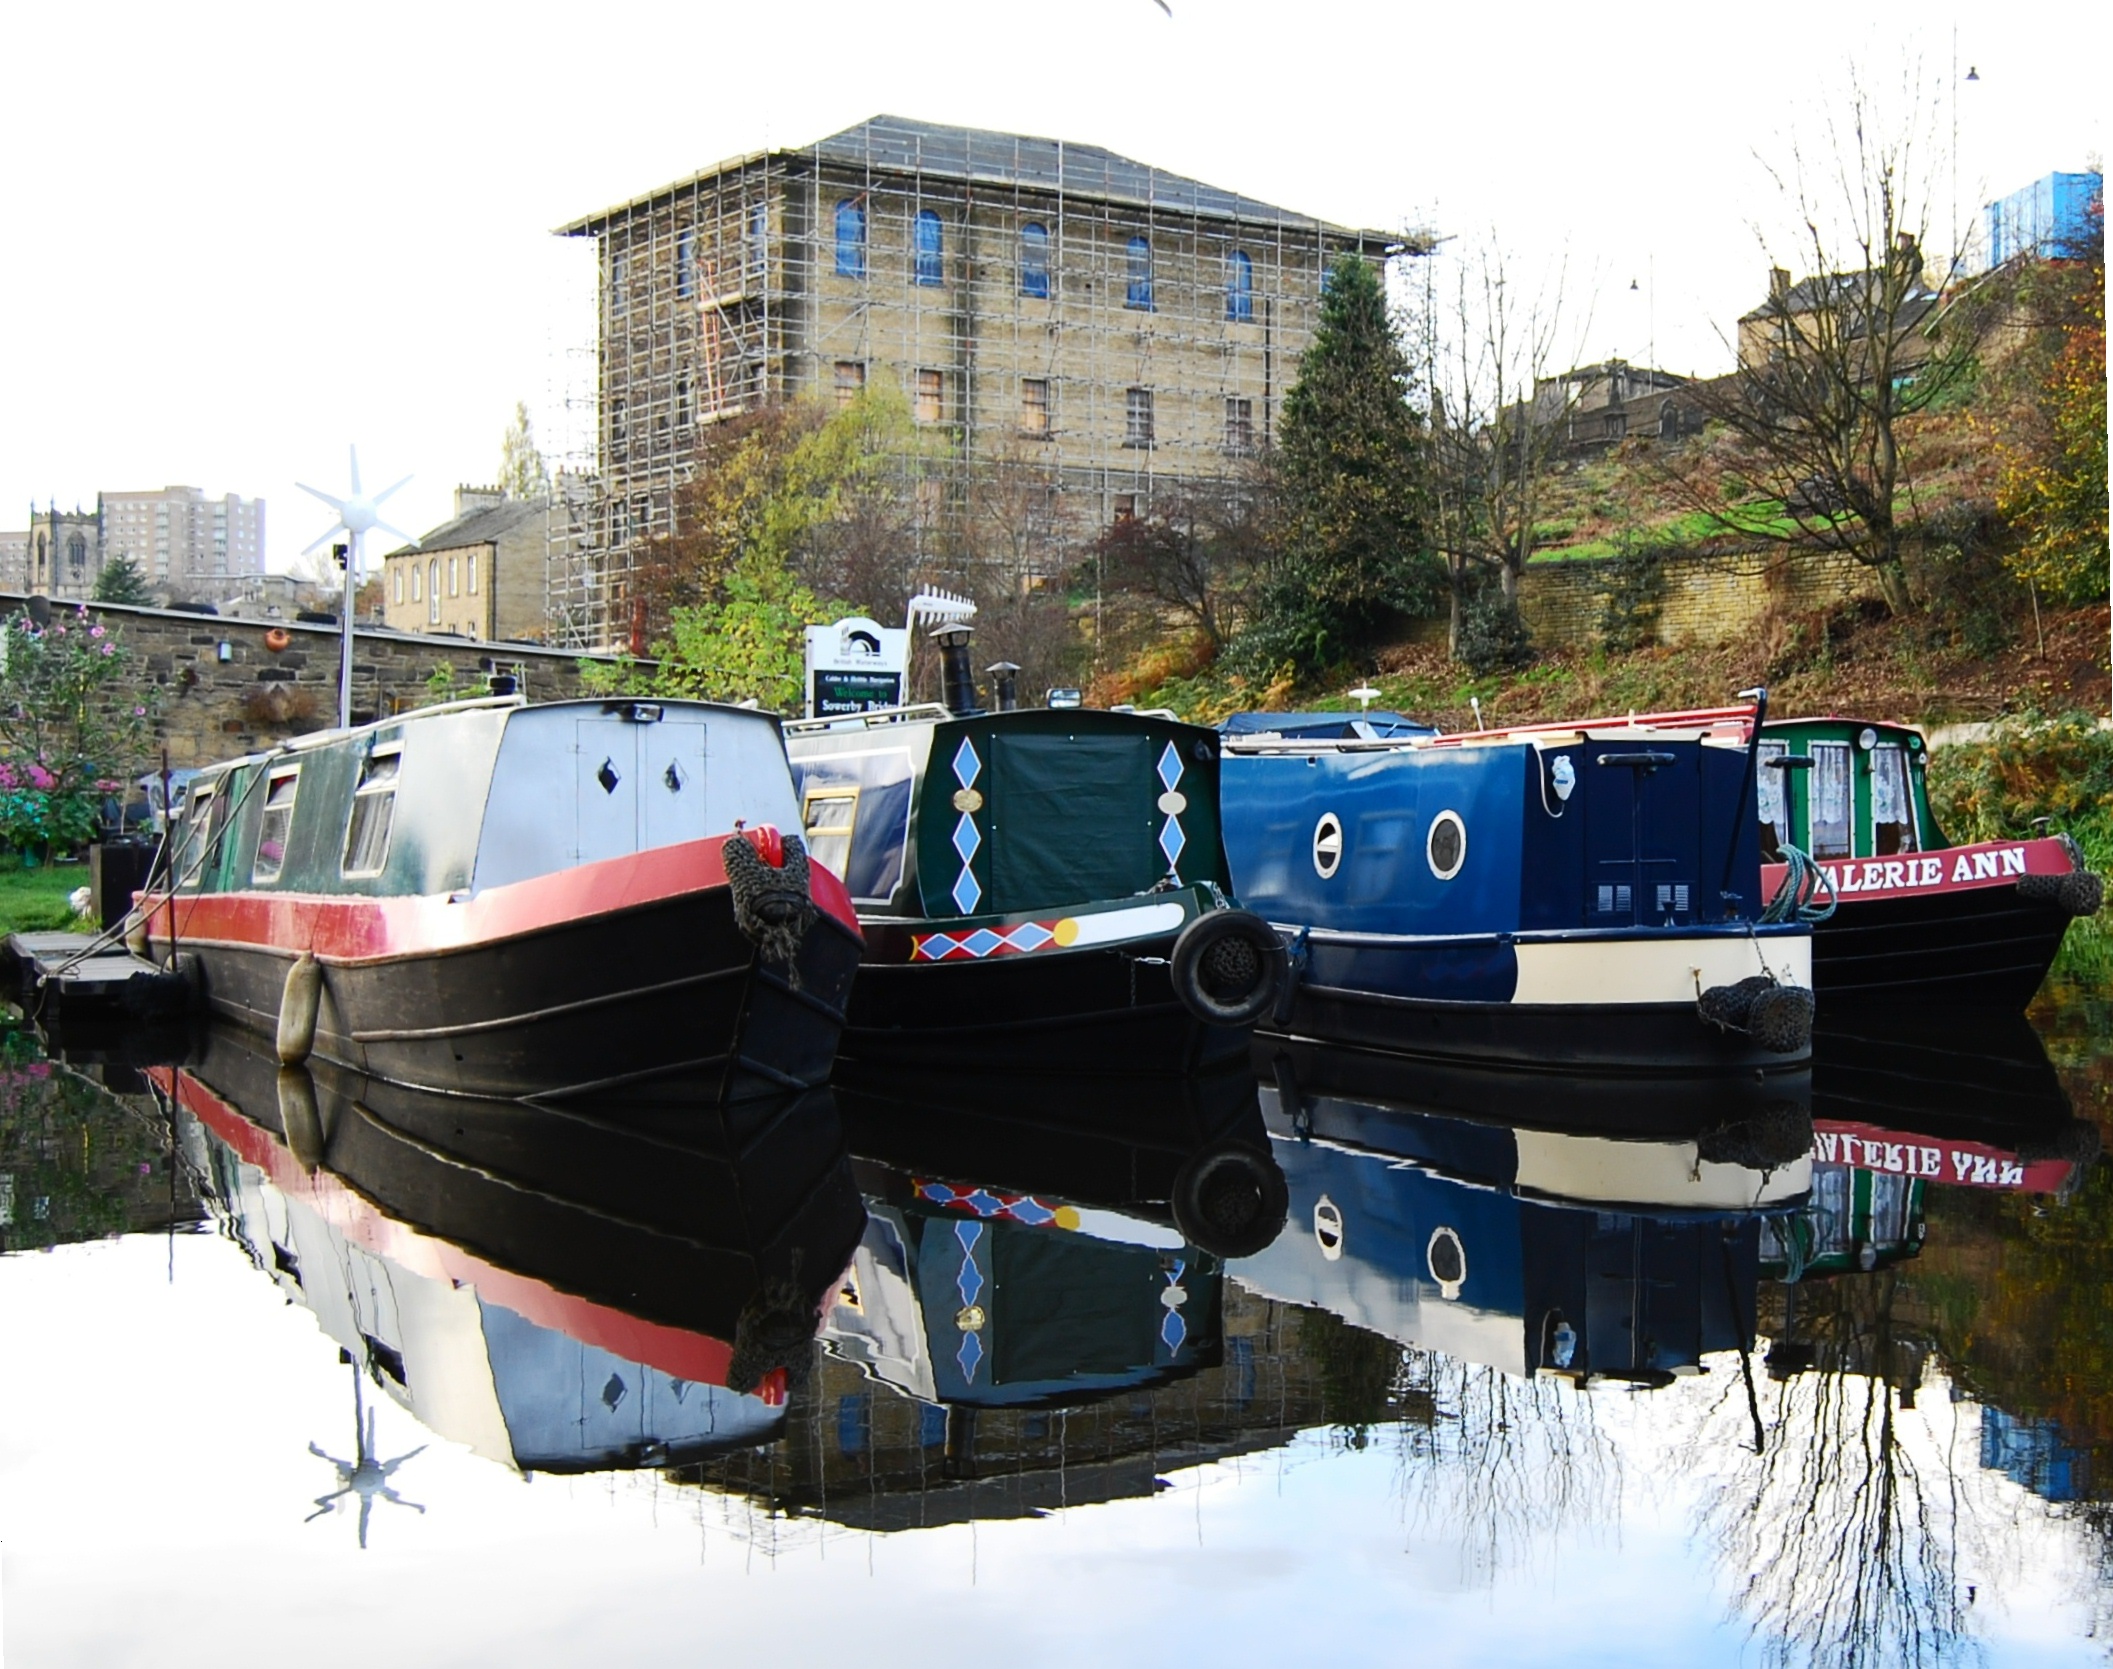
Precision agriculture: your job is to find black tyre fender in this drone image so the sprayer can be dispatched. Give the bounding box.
[1170,909,1284,1027]
[1170,1141,1290,1259]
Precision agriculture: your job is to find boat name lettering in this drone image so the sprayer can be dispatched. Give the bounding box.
[1815,844,2031,897]
[1811,1124,2058,1191]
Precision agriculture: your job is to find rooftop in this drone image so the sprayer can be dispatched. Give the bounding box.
[385,497,545,559]
[558,114,1411,249]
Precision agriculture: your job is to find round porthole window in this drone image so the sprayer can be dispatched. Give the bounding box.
[1314,1194,1344,1261]
[1312,812,1344,880]
[1426,1225,1466,1299]
[1427,810,1467,880]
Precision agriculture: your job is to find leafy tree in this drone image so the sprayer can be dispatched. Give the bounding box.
[498,400,551,500]
[1993,197,2107,605]
[90,555,149,606]
[1239,254,1435,679]
[0,608,157,855]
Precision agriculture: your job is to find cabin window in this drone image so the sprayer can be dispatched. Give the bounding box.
[1755,739,1790,860]
[801,785,859,881]
[1872,744,1917,855]
[252,767,300,883]
[1810,742,1852,860]
[342,746,402,876]
[176,781,223,890]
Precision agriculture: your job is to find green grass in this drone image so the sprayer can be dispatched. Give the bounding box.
[0,861,89,938]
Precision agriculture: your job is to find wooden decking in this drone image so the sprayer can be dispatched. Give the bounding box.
[2,931,194,1023]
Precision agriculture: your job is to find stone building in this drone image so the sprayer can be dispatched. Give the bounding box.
[1529,359,1696,457]
[22,505,103,598]
[554,114,1408,649]
[381,486,551,642]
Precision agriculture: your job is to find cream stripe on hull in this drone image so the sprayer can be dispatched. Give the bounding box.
[1510,933,1810,1006]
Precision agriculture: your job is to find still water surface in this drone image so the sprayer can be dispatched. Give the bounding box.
[2,982,2110,1668]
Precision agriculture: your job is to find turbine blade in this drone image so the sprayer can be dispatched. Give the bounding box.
[303,524,348,557]
[296,481,346,512]
[374,521,419,550]
[371,474,413,507]
[348,444,362,498]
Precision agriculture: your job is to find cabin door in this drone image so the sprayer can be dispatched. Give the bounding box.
[1584,747,1701,927]
[575,718,643,863]
[576,714,714,860]
[639,713,711,851]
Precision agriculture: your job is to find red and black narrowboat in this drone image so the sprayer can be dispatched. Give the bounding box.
[1756,717,2104,1010]
[138,696,863,1103]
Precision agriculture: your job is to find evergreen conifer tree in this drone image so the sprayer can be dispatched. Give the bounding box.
[90,554,149,606]
[1243,254,1434,678]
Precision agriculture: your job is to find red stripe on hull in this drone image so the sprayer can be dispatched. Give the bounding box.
[157,1065,744,1389]
[1764,835,2074,906]
[144,831,860,964]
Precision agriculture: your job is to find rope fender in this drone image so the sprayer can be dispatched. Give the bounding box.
[723,826,817,987]
[1697,972,1814,1055]
[2017,868,2105,919]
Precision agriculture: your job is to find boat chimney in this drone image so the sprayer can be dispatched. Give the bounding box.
[931,623,982,716]
[985,660,1021,712]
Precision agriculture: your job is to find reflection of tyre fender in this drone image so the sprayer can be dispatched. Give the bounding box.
[1170,909,1283,1027]
[1170,1142,1289,1259]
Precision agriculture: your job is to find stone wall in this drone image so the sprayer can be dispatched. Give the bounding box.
[1517,546,1882,652]
[2,595,610,769]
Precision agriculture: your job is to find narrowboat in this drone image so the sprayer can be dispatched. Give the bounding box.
[156,1020,869,1424]
[1756,716,2105,1008]
[138,696,864,1103]
[1218,701,1816,1072]
[782,642,1284,1072]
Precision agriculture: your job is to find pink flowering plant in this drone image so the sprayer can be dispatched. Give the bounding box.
[0,607,157,858]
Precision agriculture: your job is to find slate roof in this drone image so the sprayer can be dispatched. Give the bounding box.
[384,498,543,560]
[558,114,1404,248]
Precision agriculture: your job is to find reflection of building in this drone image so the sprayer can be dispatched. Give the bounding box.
[554,114,1407,649]
[381,486,551,642]
[1981,1407,2092,1503]
[676,1283,1336,1531]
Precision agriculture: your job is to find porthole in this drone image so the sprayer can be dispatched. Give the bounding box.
[1313,1194,1344,1261]
[1427,809,1467,880]
[1426,1225,1466,1299]
[1312,812,1344,880]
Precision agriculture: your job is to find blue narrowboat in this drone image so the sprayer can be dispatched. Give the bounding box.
[1218,702,1816,1071]
[782,647,1283,1072]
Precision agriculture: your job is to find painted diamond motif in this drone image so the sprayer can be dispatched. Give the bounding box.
[916,934,962,961]
[951,869,982,914]
[1009,1197,1057,1227]
[1162,1310,1188,1352]
[956,1328,984,1384]
[952,813,982,865]
[1006,922,1055,953]
[1157,742,1183,792]
[954,1222,986,1305]
[962,929,1005,958]
[963,1189,1004,1216]
[952,738,982,789]
[1159,816,1187,869]
[919,1183,953,1205]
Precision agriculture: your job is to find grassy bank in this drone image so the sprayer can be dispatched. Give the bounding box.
[0,862,89,938]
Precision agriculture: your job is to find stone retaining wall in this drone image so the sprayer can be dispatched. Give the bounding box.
[1518,546,1882,651]
[2,595,610,769]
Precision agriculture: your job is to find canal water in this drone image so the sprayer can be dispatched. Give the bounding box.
[2,982,2109,1667]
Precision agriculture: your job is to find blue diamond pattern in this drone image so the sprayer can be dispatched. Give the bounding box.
[918,933,960,960]
[1162,1309,1188,1352]
[1006,922,1055,952]
[956,1328,984,1384]
[951,869,982,914]
[962,929,1004,958]
[1157,742,1183,792]
[919,1183,953,1204]
[1009,1197,1057,1227]
[951,813,982,865]
[954,1221,986,1306]
[952,739,982,788]
[1159,816,1187,869]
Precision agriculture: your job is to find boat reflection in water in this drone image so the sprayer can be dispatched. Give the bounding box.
[157,1022,867,1475]
[1238,1043,1813,1384]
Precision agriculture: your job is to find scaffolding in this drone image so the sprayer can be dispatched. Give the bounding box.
[547,115,1419,653]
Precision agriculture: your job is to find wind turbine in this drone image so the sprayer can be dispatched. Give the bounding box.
[297,445,418,729]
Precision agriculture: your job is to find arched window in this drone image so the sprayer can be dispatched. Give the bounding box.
[66,534,86,574]
[676,229,694,300]
[1226,249,1254,322]
[1125,236,1153,311]
[449,554,459,596]
[834,199,866,278]
[913,209,943,287]
[411,564,421,602]
[393,565,404,605]
[427,560,440,625]
[1019,223,1050,298]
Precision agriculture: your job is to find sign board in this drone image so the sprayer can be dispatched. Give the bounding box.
[804,617,909,718]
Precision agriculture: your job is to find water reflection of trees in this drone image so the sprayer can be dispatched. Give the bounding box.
[1691,1271,1976,1669]
[1383,1348,1621,1587]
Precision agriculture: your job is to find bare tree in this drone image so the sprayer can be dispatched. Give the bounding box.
[1421,237,1593,658]
[1089,474,1268,653]
[1674,74,1983,615]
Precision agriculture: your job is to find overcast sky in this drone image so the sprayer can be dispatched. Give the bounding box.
[1,0,2102,568]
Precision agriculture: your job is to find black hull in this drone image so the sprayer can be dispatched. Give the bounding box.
[180,888,861,1105]
[841,939,1247,1075]
[1811,886,2072,1010]
[1811,1014,2089,1156]
[1267,984,1810,1074]
[178,1024,869,1349]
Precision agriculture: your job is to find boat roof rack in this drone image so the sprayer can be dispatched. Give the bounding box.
[782,702,953,735]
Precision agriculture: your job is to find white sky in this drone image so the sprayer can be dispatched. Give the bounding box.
[0,0,2103,567]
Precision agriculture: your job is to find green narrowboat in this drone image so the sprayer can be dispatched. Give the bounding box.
[1757,716,2103,1009]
